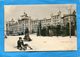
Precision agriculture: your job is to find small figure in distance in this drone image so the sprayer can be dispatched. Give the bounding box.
[5,35,7,39]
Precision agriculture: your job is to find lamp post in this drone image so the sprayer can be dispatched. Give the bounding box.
[68,5,72,38]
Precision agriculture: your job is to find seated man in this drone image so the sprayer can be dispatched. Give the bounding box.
[17,37,24,50]
[17,37,33,50]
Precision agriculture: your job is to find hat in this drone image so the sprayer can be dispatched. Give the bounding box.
[19,37,22,39]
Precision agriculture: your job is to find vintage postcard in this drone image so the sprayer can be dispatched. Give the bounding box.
[4,4,77,51]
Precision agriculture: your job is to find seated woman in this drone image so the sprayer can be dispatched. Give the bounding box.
[24,28,32,41]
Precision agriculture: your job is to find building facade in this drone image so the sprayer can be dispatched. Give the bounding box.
[6,10,76,36]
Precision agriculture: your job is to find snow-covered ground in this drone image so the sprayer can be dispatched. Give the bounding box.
[5,34,77,52]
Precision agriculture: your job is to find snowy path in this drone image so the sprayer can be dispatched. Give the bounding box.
[5,34,77,52]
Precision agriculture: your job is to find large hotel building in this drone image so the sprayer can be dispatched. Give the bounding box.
[6,10,76,36]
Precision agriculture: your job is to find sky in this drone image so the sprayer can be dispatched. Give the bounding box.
[4,4,76,23]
